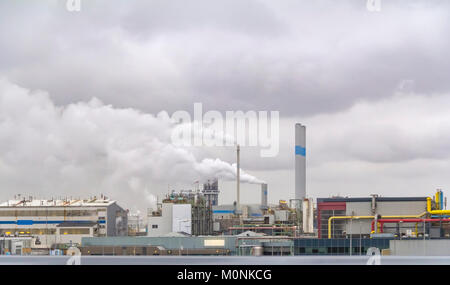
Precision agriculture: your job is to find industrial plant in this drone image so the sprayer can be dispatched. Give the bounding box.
[1,123,449,257]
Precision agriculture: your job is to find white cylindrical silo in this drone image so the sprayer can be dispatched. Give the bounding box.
[295,123,306,200]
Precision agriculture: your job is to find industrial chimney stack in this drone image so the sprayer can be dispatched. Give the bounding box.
[295,123,306,200]
[261,183,268,209]
[236,144,240,211]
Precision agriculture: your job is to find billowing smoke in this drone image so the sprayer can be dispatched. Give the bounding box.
[0,79,263,209]
[194,158,264,184]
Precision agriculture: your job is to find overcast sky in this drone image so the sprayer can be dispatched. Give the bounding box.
[1,0,450,212]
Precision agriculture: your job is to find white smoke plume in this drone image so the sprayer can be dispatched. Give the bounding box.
[0,79,263,209]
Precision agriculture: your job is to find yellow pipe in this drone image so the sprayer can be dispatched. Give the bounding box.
[436,192,441,210]
[328,216,373,239]
[327,212,428,239]
[427,197,450,215]
[327,195,450,238]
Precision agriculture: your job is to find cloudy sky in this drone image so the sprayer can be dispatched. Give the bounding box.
[1,0,450,212]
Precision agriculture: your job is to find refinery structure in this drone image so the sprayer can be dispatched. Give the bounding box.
[1,123,450,257]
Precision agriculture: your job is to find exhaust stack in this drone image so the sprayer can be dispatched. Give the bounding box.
[236,144,240,211]
[261,183,268,208]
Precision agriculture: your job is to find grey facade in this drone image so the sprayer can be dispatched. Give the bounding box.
[0,198,128,249]
[107,202,128,237]
[389,239,450,256]
[82,236,238,254]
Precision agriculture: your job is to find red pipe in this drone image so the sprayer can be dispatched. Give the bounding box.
[228,226,296,230]
[371,218,450,233]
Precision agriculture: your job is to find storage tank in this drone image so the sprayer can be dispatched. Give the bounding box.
[251,246,263,256]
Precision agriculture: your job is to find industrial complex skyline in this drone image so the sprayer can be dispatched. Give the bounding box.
[1,1,450,212]
[2,2,450,269]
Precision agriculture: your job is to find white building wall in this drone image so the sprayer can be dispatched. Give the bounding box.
[147,203,173,237]
[147,203,192,236]
[172,204,192,234]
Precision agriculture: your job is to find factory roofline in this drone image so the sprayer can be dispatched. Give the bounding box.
[317,196,428,203]
[57,221,97,227]
[0,198,116,207]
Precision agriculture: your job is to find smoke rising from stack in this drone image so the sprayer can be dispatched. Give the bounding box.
[0,79,263,209]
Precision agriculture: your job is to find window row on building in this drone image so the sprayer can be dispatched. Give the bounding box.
[0,227,92,235]
[0,228,57,235]
[0,209,101,217]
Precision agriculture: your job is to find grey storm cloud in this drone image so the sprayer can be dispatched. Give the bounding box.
[1,0,449,115]
[0,79,263,209]
[1,0,450,206]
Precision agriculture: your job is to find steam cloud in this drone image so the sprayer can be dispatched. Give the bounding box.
[0,79,263,210]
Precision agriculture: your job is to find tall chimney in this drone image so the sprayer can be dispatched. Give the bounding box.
[261,183,268,208]
[236,144,240,210]
[295,123,306,200]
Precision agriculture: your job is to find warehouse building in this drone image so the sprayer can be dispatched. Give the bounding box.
[294,238,391,255]
[0,196,128,249]
[80,235,394,256]
[82,236,237,255]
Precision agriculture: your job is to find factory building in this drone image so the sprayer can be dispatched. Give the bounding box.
[213,200,299,236]
[0,237,33,255]
[81,235,295,256]
[127,213,146,236]
[147,189,213,237]
[294,238,391,255]
[0,196,128,249]
[317,196,429,238]
[79,235,395,256]
[202,179,219,207]
[82,236,237,256]
[147,203,192,236]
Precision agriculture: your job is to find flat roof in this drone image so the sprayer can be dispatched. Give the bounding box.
[57,222,97,228]
[0,199,115,207]
[317,197,428,203]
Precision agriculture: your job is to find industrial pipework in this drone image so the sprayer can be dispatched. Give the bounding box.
[371,218,450,234]
[427,196,450,215]
[327,191,448,238]
[327,212,428,239]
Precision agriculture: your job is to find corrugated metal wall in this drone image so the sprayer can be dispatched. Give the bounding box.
[390,239,450,256]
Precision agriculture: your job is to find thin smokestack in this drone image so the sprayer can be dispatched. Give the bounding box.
[295,123,306,200]
[236,144,240,210]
